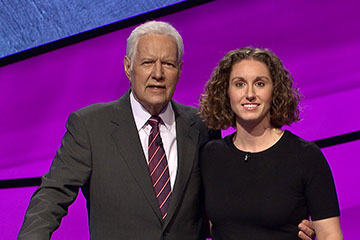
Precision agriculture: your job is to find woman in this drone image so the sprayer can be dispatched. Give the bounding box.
[199,47,343,240]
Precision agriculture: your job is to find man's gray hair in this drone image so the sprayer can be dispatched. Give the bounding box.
[126,21,184,64]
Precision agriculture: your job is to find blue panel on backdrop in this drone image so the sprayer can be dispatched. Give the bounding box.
[0,0,185,58]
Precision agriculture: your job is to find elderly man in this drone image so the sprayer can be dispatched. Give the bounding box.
[18,21,314,239]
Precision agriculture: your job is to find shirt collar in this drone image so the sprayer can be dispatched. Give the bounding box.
[130,92,175,131]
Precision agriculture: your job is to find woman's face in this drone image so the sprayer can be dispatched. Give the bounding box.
[227,59,273,128]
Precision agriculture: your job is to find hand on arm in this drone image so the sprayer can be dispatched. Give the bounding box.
[298,219,315,240]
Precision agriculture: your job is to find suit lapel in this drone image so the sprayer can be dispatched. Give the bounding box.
[164,102,200,228]
[110,92,162,221]
[110,94,201,226]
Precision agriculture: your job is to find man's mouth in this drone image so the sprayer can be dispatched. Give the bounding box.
[147,85,166,89]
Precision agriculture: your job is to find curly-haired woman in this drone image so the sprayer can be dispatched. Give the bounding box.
[199,47,343,240]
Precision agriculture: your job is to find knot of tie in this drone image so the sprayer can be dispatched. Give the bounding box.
[148,115,162,129]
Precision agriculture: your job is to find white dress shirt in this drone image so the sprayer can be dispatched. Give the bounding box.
[130,92,177,189]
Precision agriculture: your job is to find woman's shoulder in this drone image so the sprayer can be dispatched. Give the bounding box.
[284,130,321,151]
[203,133,234,150]
[284,130,326,164]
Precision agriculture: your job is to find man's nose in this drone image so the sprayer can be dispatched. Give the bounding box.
[152,60,164,80]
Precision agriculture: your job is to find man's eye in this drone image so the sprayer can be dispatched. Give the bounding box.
[235,82,245,87]
[163,62,175,67]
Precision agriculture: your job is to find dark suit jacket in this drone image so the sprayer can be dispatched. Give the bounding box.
[18,91,220,240]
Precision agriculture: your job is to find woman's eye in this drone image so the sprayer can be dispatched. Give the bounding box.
[256,82,265,87]
[235,82,245,87]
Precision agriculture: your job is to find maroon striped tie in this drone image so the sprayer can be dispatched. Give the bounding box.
[147,116,172,220]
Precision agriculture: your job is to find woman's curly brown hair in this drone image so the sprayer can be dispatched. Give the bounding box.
[199,47,302,130]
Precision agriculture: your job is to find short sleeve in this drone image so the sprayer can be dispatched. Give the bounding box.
[302,143,340,221]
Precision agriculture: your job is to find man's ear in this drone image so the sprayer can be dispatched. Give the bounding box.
[178,61,183,78]
[124,56,131,79]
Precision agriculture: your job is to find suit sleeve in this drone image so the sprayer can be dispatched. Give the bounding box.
[18,112,92,240]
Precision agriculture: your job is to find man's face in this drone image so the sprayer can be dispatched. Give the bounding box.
[124,34,182,115]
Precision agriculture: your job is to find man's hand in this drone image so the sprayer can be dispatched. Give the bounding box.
[298,219,315,240]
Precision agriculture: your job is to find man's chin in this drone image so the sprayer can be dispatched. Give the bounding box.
[142,100,170,115]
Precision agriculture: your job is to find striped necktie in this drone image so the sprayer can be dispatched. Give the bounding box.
[147,116,172,220]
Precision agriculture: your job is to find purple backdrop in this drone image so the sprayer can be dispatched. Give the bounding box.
[1,0,359,239]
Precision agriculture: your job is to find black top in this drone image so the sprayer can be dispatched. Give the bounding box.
[200,130,340,240]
